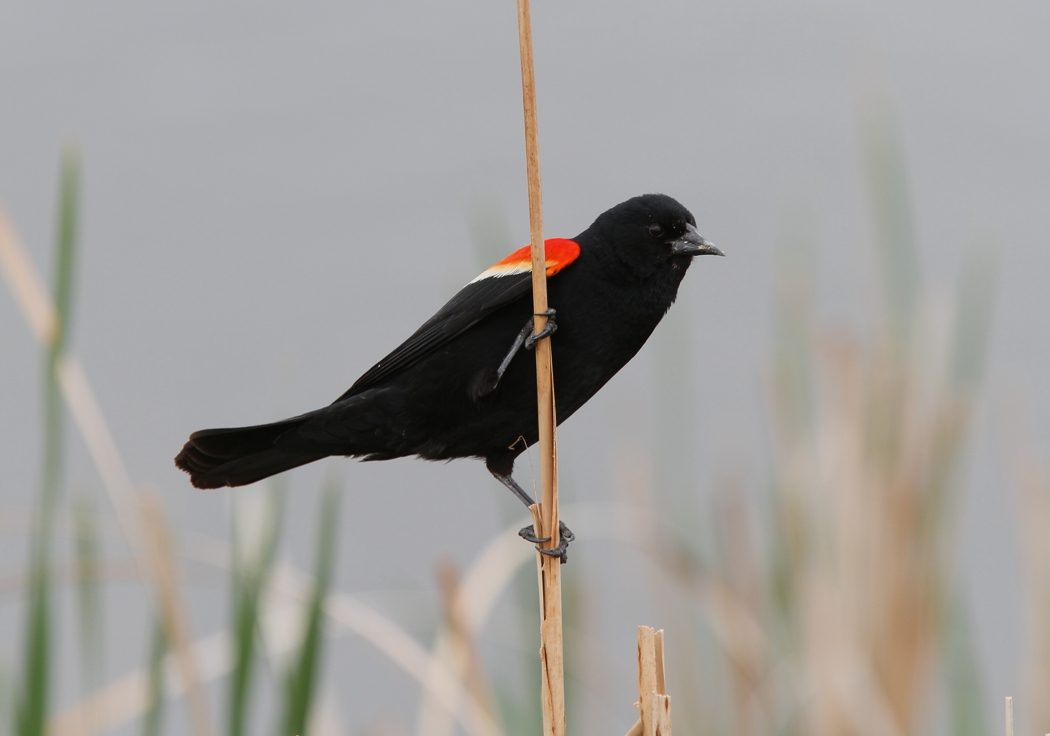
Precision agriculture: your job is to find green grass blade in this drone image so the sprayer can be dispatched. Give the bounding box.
[142,616,169,736]
[772,208,817,439]
[0,654,10,736]
[16,146,80,736]
[943,596,988,736]
[228,482,284,736]
[15,573,50,736]
[41,146,80,504]
[861,99,921,339]
[768,208,818,628]
[277,478,340,736]
[950,247,998,394]
[74,495,104,698]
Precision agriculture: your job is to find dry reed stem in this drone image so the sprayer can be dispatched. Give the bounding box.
[516,0,556,552]
[650,694,672,736]
[514,0,565,731]
[635,627,670,736]
[638,626,657,735]
[655,629,666,696]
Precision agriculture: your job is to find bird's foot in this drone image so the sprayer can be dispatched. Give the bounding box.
[524,309,557,350]
[518,520,575,563]
[477,311,557,398]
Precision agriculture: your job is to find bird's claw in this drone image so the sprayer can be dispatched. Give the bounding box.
[524,309,557,350]
[518,525,550,544]
[518,521,575,564]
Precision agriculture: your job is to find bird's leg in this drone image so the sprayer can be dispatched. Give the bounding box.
[493,470,537,508]
[491,469,575,563]
[475,310,558,398]
[493,321,533,386]
[498,309,558,381]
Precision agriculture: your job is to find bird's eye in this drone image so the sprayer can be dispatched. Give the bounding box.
[648,223,664,238]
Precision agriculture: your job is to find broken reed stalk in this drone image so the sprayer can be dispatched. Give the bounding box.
[514,0,565,734]
[629,627,671,736]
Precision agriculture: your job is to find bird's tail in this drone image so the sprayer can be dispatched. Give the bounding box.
[175,414,328,489]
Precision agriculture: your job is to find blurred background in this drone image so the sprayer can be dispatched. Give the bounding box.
[1,1,1048,735]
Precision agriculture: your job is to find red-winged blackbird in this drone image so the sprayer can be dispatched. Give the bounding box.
[176,194,722,557]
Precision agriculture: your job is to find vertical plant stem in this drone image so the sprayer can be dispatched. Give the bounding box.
[228,484,282,736]
[17,148,79,736]
[514,0,565,733]
[278,479,340,736]
[142,618,169,736]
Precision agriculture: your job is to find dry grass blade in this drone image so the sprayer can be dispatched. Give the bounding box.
[0,206,58,343]
[416,561,501,736]
[638,627,657,736]
[1012,419,1050,734]
[55,356,141,549]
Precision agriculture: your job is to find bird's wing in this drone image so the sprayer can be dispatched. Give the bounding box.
[336,238,580,399]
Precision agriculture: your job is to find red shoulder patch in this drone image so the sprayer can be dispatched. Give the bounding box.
[470,238,581,283]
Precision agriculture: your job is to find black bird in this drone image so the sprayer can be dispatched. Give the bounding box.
[175,194,722,558]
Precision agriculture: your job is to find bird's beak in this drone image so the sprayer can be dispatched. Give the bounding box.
[671,223,724,257]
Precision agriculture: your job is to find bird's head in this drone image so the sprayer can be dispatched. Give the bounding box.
[586,193,723,280]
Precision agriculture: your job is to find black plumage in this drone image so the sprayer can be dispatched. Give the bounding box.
[176,194,722,505]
